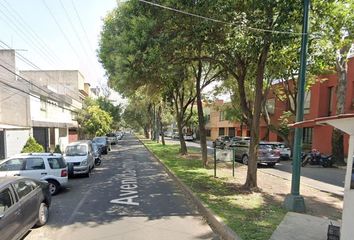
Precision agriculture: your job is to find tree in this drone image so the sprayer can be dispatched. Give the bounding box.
[314,0,354,164]
[77,104,112,138]
[21,137,44,153]
[96,97,122,130]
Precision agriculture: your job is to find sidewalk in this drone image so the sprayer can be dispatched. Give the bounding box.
[270,212,340,240]
[258,167,344,197]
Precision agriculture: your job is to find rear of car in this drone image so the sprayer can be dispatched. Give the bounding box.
[93,137,109,154]
[0,154,68,195]
[106,133,117,145]
[257,143,281,166]
[0,177,51,240]
[232,140,280,167]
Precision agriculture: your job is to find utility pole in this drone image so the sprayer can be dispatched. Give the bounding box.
[284,0,310,213]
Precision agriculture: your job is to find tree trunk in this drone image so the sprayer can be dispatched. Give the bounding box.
[144,126,150,139]
[196,60,208,167]
[158,105,165,146]
[244,33,271,189]
[332,49,348,165]
[177,115,187,155]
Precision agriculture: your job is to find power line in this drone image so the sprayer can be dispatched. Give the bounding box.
[0,7,58,66]
[0,40,80,99]
[0,78,78,113]
[70,0,94,53]
[58,0,91,60]
[1,0,64,65]
[138,0,307,36]
[42,0,83,65]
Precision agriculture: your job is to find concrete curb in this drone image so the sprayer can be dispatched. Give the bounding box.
[137,137,242,240]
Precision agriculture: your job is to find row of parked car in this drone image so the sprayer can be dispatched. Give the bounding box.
[213,136,291,167]
[0,131,125,240]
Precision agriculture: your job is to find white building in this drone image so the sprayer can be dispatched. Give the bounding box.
[0,49,88,159]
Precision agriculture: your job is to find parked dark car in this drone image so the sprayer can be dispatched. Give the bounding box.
[0,177,51,240]
[92,136,109,154]
[212,136,231,149]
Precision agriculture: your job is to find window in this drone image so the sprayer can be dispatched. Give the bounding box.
[219,128,225,136]
[302,127,313,144]
[0,188,14,215]
[48,157,66,169]
[0,159,26,171]
[13,180,34,200]
[219,111,225,121]
[328,87,334,116]
[206,129,211,137]
[266,98,275,114]
[25,158,45,170]
[205,114,210,123]
[229,128,235,137]
[304,91,311,114]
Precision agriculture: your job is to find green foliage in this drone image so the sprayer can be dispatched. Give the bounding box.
[21,137,44,153]
[54,145,61,154]
[96,97,122,130]
[77,104,112,137]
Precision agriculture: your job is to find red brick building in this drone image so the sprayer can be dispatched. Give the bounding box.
[260,56,354,156]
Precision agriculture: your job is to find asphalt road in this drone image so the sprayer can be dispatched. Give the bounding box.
[25,134,217,240]
[165,138,346,188]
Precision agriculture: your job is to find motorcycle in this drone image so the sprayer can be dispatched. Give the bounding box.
[301,149,333,168]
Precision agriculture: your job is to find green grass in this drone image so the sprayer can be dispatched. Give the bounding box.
[142,140,286,240]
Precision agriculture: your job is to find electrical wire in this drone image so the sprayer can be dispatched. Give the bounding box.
[70,0,94,52]
[138,0,307,36]
[1,0,64,65]
[0,40,81,100]
[42,0,83,65]
[0,78,78,113]
[0,7,58,66]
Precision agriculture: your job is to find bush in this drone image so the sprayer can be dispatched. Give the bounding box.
[54,145,62,154]
[21,137,44,153]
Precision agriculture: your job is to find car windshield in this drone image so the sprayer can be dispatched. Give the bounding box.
[65,145,87,156]
[93,137,106,144]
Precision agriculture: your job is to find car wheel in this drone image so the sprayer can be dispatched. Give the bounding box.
[47,180,59,195]
[267,163,276,167]
[35,202,49,227]
[242,155,249,165]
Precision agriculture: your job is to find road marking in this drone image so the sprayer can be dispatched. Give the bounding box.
[111,163,140,206]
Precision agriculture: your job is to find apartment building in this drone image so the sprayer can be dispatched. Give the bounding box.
[205,100,249,140]
[0,49,89,159]
[260,56,354,155]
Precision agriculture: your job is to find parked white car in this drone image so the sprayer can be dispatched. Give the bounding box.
[64,141,95,177]
[269,142,291,160]
[0,153,68,195]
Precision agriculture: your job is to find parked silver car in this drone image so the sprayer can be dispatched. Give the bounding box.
[230,140,280,167]
[64,141,95,177]
[0,177,51,240]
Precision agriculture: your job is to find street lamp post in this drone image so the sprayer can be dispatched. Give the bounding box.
[284,0,310,212]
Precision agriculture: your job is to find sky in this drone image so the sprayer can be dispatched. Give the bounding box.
[0,0,119,95]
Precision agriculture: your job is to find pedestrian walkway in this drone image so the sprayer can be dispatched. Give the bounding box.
[270,212,340,240]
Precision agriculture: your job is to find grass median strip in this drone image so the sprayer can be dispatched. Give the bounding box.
[142,139,286,240]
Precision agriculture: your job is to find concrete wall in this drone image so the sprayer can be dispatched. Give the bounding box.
[5,129,31,158]
[19,70,85,104]
[0,50,30,127]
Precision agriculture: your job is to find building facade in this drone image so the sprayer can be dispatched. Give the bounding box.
[0,49,88,159]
